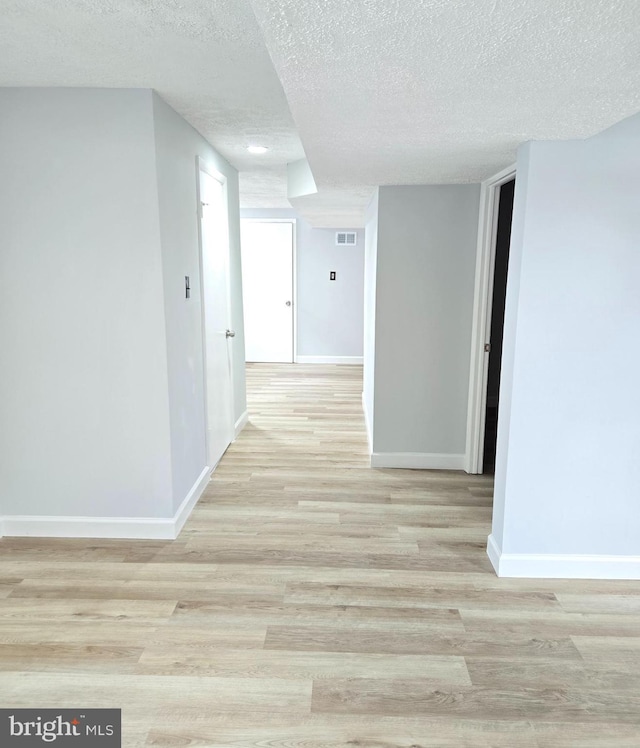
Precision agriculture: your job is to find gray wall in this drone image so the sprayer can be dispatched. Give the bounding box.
[492,113,640,564]
[152,94,246,514]
[0,88,173,518]
[363,189,379,447]
[0,87,245,524]
[240,209,364,359]
[369,185,480,460]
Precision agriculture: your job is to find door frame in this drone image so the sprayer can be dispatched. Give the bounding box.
[196,156,235,469]
[240,218,297,363]
[465,163,517,474]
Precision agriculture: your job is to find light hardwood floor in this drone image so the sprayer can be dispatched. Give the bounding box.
[1,363,640,747]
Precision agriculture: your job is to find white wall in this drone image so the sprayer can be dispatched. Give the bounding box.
[287,158,317,199]
[296,225,364,359]
[152,93,246,514]
[368,185,480,467]
[491,113,640,577]
[240,209,364,361]
[0,88,245,534]
[0,88,173,519]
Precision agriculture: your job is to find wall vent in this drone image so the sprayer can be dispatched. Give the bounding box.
[336,232,357,246]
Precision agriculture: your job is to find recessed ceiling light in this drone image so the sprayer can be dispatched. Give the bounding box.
[246,145,269,154]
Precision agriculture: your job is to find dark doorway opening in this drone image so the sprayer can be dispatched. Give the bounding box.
[482,178,515,474]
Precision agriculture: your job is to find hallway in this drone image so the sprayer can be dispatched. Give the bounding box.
[1,365,639,746]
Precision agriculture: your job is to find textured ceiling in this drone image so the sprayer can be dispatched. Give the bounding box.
[0,0,304,209]
[1,1,640,226]
[249,0,640,224]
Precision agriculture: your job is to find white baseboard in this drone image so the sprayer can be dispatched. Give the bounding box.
[487,533,501,573]
[234,409,249,440]
[0,515,177,541]
[295,355,363,365]
[487,533,640,579]
[0,466,212,541]
[371,452,466,470]
[362,392,372,453]
[172,465,211,537]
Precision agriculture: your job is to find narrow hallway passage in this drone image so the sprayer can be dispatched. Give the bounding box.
[191,363,495,573]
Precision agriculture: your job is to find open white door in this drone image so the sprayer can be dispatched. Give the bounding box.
[240,220,294,362]
[465,163,517,474]
[198,167,234,469]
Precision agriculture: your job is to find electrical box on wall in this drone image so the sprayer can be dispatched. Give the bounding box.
[336,232,356,246]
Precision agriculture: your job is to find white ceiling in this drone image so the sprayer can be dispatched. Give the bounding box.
[250,0,640,225]
[2,1,640,226]
[0,0,303,209]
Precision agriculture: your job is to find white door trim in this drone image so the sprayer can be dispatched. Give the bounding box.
[465,163,516,474]
[240,218,297,363]
[196,157,235,469]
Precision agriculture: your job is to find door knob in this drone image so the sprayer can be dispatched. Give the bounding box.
[226,330,235,338]
[285,301,292,307]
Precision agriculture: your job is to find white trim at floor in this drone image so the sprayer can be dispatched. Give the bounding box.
[295,356,363,364]
[172,466,211,537]
[362,392,373,453]
[0,466,212,541]
[234,409,249,439]
[371,452,465,470]
[487,534,640,579]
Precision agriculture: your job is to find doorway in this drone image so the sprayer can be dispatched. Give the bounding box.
[482,178,515,473]
[197,165,235,469]
[465,164,516,474]
[240,220,295,363]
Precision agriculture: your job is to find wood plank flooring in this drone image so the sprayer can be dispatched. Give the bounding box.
[1,363,640,746]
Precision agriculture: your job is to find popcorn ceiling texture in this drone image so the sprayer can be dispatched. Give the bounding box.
[239,166,291,209]
[1,0,640,225]
[249,0,640,224]
[0,0,304,208]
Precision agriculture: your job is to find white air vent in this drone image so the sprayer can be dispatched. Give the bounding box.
[336,232,357,246]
